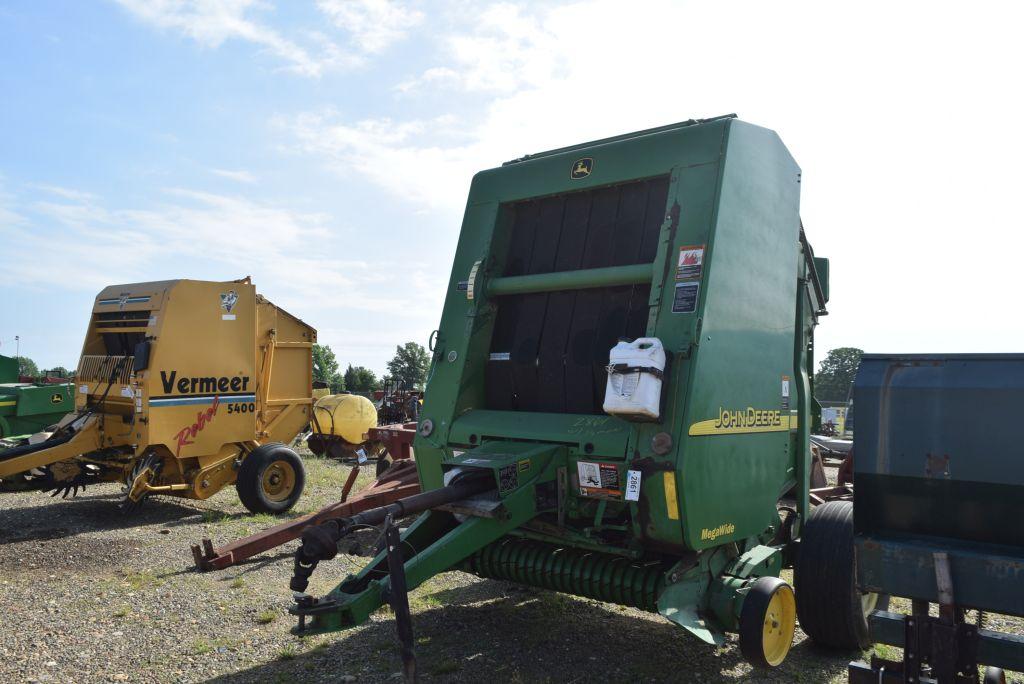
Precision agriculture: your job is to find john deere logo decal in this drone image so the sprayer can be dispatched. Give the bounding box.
[220,290,238,313]
[50,393,64,404]
[570,157,594,179]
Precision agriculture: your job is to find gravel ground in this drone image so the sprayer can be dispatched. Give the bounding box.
[1,451,1020,683]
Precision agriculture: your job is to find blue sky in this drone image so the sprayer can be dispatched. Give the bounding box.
[2,1,1022,374]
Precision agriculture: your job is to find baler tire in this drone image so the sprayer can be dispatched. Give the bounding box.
[236,443,305,514]
[739,576,797,668]
[795,500,887,650]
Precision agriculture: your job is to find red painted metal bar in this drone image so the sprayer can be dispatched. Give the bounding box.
[366,422,418,462]
[191,422,421,571]
[192,459,421,571]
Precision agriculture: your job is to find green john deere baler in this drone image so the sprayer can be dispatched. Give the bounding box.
[289,115,866,670]
[0,354,72,440]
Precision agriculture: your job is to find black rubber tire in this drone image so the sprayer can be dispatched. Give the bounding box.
[236,443,305,514]
[795,500,887,650]
[739,576,797,668]
[983,666,1006,684]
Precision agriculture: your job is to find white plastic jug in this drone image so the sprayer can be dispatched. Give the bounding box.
[603,337,666,421]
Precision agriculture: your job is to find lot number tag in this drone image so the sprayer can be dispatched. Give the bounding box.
[624,470,642,501]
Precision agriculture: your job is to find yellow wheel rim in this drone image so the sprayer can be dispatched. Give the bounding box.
[261,460,296,502]
[761,584,797,667]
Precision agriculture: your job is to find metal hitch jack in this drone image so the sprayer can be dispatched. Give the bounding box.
[383,513,417,683]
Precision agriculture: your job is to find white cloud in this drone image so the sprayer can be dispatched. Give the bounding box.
[113,0,422,76]
[281,0,1024,356]
[394,66,458,93]
[281,110,480,212]
[316,0,423,54]
[113,0,359,76]
[210,168,258,183]
[26,184,99,201]
[1,181,448,370]
[0,177,26,229]
[2,184,440,319]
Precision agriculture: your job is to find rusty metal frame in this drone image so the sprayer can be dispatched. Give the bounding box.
[192,422,421,571]
[192,459,420,571]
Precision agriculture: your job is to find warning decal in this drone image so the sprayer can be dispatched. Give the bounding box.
[498,464,518,493]
[671,281,700,313]
[577,461,622,499]
[676,245,704,280]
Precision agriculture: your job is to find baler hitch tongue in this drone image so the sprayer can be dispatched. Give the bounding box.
[290,472,494,593]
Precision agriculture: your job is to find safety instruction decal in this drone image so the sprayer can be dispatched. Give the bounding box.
[498,464,518,493]
[676,245,705,280]
[577,461,622,499]
[671,281,700,313]
[781,375,790,410]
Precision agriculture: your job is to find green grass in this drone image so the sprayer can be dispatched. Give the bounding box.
[191,638,214,655]
[872,643,900,661]
[229,577,245,589]
[190,637,236,656]
[120,570,164,590]
[409,591,443,612]
[278,645,299,661]
[201,509,233,524]
[112,606,129,618]
[256,610,277,625]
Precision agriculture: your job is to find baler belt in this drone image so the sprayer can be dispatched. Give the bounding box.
[486,175,668,415]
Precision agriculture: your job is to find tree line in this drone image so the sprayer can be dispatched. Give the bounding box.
[312,341,430,395]
[11,342,859,404]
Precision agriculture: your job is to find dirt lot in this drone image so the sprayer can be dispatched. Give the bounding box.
[1,450,1020,683]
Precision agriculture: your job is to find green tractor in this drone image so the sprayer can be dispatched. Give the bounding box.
[0,354,72,441]
[288,115,873,671]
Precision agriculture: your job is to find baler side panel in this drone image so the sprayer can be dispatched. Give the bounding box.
[677,120,802,549]
[255,298,316,445]
[145,281,257,462]
[631,161,722,548]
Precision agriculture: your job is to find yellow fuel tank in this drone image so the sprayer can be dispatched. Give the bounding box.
[312,394,377,446]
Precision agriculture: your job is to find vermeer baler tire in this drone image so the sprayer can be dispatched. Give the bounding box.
[236,443,305,514]
[795,500,887,650]
[739,576,797,668]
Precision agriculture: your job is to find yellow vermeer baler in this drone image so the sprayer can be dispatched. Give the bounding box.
[0,278,315,513]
